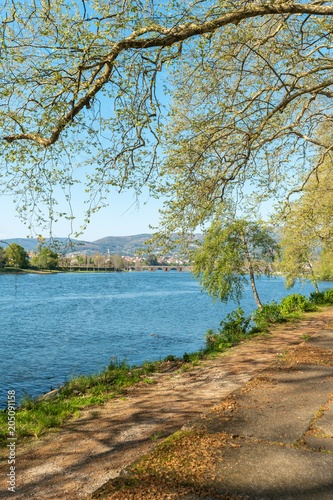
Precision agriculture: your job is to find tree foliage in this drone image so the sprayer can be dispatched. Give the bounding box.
[0,245,6,269]
[5,243,29,268]
[313,247,333,281]
[192,217,278,308]
[2,1,333,235]
[31,247,59,270]
[278,160,333,292]
[111,253,125,271]
[145,254,158,266]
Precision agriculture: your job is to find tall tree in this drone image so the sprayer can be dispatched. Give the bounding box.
[111,254,125,271]
[278,159,333,292]
[145,254,158,266]
[2,2,333,234]
[314,246,333,281]
[0,245,7,269]
[5,243,29,268]
[279,234,320,293]
[192,217,278,309]
[31,247,59,270]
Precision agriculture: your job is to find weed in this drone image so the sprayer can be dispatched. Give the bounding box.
[150,431,164,442]
[183,352,190,362]
[309,291,326,305]
[164,355,176,362]
[324,289,333,303]
[276,349,289,360]
[204,307,253,354]
[0,355,164,448]
[142,378,156,384]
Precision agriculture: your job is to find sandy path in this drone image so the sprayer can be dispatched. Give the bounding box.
[1,309,333,500]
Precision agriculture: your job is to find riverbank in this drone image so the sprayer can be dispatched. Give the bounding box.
[95,315,333,500]
[0,268,56,274]
[0,306,333,499]
[0,267,122,274]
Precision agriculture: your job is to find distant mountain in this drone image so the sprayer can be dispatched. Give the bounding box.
[1,237,88,253]
[92,234,152,254]
[1,234,153,256]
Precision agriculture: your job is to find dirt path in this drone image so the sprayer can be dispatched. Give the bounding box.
[1,309,333,500]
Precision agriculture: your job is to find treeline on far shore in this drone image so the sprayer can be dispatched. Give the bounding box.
[0,242,190,273]
[1,240,333,282]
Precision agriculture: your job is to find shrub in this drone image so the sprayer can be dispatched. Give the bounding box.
[309,291,326,304]
[205,307,251,352]
[164,354,176,362]
[218,307,251,339]
[252,301,283,327]
[324,289,333,303]
[182,352,190,362]
[280,293,312,314]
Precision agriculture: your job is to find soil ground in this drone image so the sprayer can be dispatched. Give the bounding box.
[1,308,333,500]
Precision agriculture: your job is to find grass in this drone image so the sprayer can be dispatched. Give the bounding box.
[0,357,162,447]
[0,341,234,448]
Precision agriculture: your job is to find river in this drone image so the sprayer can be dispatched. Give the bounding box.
[0,271,332,408]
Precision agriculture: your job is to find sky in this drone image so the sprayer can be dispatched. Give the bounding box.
[0,188,164,242]
[0,184,277,242]
[0,7,277,243]
[0,30,169,242]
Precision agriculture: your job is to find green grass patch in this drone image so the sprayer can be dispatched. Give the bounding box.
[0,357,163,448]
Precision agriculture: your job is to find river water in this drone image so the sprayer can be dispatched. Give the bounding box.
[0,271,332,408]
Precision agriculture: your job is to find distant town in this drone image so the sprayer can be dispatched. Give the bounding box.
[0,234,194,271]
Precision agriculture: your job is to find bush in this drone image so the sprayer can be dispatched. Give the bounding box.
[252,301,283,327]
[205,307,251,352]
[164,354,176,362]
[182,352,190,362]
[218,307,251,339]
[324,289,333,303]
[309,291,326,304]
[280,293,312,314]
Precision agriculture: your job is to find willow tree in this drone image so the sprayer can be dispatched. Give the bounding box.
[315,247,333,281]
[192,216,278,308]
[2,1,333,236]
[278,160,333,293]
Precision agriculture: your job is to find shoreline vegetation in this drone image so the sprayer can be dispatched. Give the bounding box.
[0,267,187,274]
[1,288,333,451]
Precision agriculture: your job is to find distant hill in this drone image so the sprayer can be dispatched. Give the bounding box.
[2,230,277,257]
[1,234,154,256]
[92,234,152,254]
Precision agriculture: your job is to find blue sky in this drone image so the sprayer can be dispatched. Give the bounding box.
[0,188,164,241]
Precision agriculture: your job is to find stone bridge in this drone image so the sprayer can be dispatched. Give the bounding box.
[60,263,192,272]
[128,265,192,272]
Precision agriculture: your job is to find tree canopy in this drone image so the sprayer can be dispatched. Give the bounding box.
[31,247,59,270]
[2,1,333,235]
[192,216,278,308]
[278,159,333,291]
[0,246,6,269]
[5,243,29,268]
[145,254,159,266]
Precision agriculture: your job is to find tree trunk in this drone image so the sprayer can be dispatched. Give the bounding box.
[308,261,319,293]
[249,268,262,309]
[242,233,262,309]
